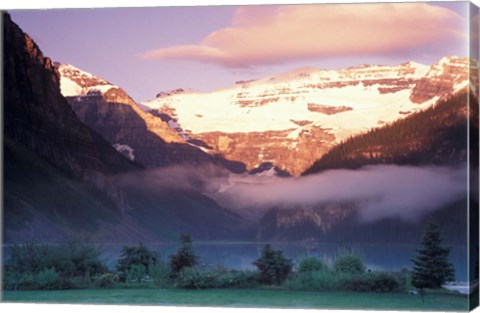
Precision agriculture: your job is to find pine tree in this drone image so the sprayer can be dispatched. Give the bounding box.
[170,234,197,275]
[411,223,455,288]
[116,243,157,278]
[253,244,293,285]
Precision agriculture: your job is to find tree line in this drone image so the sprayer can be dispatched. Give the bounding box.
[4,223,455,293]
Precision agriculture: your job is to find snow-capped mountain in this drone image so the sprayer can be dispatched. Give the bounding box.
[57,63,118,97]
[142,56,476,175]
[57,63,247,172]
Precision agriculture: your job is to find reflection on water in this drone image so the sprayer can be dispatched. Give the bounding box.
[95,242,468,281]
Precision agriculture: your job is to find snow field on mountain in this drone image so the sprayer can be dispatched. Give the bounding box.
[58,64,117,97]
[143,80,434,142]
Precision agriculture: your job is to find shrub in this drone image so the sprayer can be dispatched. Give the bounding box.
[333,254,365,276]
[286,270,348,290]
[18,272,37,290]
[3,270,22,290]
[36,268,60,290]
[150,262,173,288]
[253,244,293,285]
[4,241,108,290]
[174,268,259,290]
[116,243,157,278]
[297,257,328,274]
[370,272,401,292]
[342,272,400,292]
[96,273,119,288]
[175,267,216,289]
[214,270,259,289]
[127,264,147,282]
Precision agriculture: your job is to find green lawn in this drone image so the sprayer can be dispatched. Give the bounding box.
[1,288,469,311]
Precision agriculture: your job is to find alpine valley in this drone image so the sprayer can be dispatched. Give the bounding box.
[3,13,478,246]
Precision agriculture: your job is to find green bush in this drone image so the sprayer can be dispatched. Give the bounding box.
[370,272,401,292]
[214,270,259,289]
[286,270,348,290]
[342,272,400,292]
[36,268,60,290]
[333,254,366,276]
[174,268,259,290]
[175,267,216,289]
[150,262,173,288]
[297,257,328,273]
[3,270,22,290]
[96,273,119,288]
[17,272,37,290]
[127,264,147,282]
[116,243,157,279]
[4,241,108,290]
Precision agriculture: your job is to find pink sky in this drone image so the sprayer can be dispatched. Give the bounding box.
[10,1,472,101]
[140,3,467,68]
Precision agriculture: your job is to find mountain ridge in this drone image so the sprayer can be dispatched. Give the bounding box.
[140,56,474,175]
[3,13,248,243]
[303,89,475,174]
[58,63,247,173]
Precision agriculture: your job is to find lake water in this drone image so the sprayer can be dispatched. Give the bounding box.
[95,242,469,281]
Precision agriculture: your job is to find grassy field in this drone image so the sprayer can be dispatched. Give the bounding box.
[2,288,469,311]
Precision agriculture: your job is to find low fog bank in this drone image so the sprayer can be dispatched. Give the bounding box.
[117,164,468,223]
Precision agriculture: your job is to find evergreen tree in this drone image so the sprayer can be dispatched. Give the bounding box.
[411,223,454,288]
[253,244,293,285]
[116,243,157,278]
[170,234,197,275]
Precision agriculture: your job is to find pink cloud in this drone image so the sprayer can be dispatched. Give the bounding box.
[140,3,466,68]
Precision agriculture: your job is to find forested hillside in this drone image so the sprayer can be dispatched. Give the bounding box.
[304,90,476,175]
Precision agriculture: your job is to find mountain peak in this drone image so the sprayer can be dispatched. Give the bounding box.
[409,56,474,104]
[141,57,471,175]
[56,63,117,97]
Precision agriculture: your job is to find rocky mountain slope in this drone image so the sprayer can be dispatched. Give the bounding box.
[256,200,468,244]
[3,13,137,209]
[143,57,474,175]
[3,13,247,243]
[304,90,476,174]
[256,90,476,242]
[58,64,246,173]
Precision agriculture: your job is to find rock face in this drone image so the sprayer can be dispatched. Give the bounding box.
[58,64,183,144]
[3,13,247,243]
[267,90,475,243]
[3,12,138,241]
[410,57,474,104]
[59,64,246,173]
[195,127,335,176]
[304,90,473,174]
[257,204,355,241]
[3,13,136,199]
[143,58,474,175]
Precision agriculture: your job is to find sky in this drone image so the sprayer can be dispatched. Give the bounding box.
[8,1,472,102]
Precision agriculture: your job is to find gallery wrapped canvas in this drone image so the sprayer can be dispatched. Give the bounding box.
[1,1,479,311]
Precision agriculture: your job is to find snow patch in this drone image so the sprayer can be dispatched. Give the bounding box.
[57,63,117,98]
[59,77,83,97]
[113,144,135,161]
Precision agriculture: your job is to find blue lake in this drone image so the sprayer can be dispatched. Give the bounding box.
[96,242,469,282]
